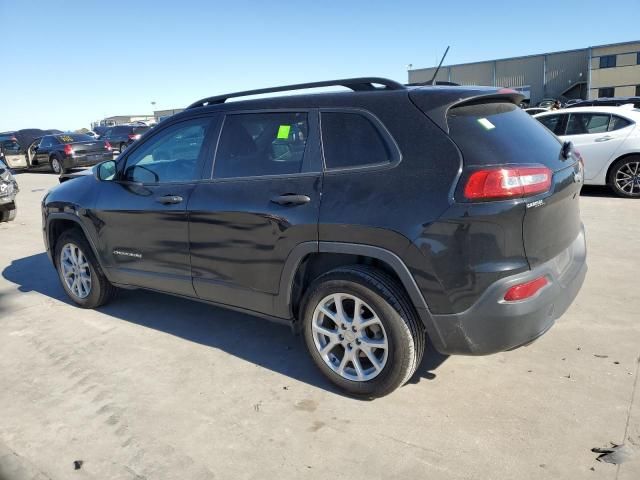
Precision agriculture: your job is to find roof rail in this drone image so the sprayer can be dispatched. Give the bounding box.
[186,77,405,109]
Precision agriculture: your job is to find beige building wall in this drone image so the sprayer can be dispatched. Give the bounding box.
[590,42,640,98]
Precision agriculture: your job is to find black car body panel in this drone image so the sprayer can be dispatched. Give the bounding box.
[42,80,587,356]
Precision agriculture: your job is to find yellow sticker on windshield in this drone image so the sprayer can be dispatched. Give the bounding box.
[277,125,291,139]
[477,118,495,130]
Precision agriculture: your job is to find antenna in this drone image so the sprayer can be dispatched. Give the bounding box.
[429,46,450,86]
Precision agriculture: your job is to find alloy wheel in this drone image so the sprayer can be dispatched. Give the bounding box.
[60,243,92,299]
[51,158,61,174]
[311,293,389,381]
[614,161,640,196]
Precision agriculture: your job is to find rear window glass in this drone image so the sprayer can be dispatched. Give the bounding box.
[566,114,610,135]
[537,114,565,135]
[321,112,392,169]
[609,115,632,131]
[56,134,94,143]
[447,102,563,168]
[214,112,308,179]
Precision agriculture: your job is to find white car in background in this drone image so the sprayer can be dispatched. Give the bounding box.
[534,106,640,197]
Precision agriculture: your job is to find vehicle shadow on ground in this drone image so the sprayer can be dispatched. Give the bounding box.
[580,185,617,198]
[2,253,447,397]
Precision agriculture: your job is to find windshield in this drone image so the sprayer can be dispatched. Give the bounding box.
[55,134,95,143]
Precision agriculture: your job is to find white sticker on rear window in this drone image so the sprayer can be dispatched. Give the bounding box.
[477,118,495,130]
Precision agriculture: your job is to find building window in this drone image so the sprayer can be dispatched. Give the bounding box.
[599,55,617,68]
[598,87,615,98]
[637,52,640,65]
[636,85,640,97]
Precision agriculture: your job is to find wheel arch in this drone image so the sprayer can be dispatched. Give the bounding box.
[46,214,105,273]
[278,242,433,329]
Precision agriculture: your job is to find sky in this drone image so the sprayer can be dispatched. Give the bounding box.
[1,0,638,131]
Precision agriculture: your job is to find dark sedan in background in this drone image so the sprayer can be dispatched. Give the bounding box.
[99,125,150,152]
[33,133,114,174]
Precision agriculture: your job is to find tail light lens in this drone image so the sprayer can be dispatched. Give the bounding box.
[104,141,112,151]
[504,276,549,301]
[464,166,552,200]
[63,144,73,156]
[128,134,141,141]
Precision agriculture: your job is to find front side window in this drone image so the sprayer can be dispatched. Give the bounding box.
[123,118,210,183]
[321,112,392,169]
[213,112,308,179]
[599,55,617,68]
[537,114,565,135]
[39,137,52,148]
[566,114,611,135]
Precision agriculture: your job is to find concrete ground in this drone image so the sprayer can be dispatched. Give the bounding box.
[0,172,638,480]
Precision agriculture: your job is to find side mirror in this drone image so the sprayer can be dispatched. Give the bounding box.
[95,160,117,181]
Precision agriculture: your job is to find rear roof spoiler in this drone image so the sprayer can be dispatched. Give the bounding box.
[409,87,525,133]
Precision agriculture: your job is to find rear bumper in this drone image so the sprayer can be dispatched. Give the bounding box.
[426,226,587,355]
[62,152,113,170]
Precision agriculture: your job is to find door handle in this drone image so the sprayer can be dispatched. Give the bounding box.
[156,194,183,205]
[270,194,311,205]
[595,136,613,142]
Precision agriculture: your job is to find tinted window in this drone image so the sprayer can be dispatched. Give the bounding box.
[39,137,53,148]
[566,114,610,135]
[609,115,632,131]
[600,55,616,68]
[56,134,94,143]
[1,139,20,153]
[123,118,210,183]
[537,114,565,135]
[447,102,564,170]
[321,112,391,169]
[132,126,150,135]
[214,112,308,179]
[598,87,614,98]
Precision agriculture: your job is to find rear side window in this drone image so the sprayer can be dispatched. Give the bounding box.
[132,126,150,135]
[321,112,392,169]
[537,114,565,135]
[566,114,610,135]
[609,115,632,131]
[447,102,564,169]
[214,112,308,179]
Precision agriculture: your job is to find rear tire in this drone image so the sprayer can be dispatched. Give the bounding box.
[300,265,424,398]
[54,229,116,308]
[608,156,640,198]
[50,154,62,174]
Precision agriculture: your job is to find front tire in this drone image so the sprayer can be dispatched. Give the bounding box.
[54,229,116,308]
[609,156,640,198]
[0,208,16,222]
[301,266,424,398]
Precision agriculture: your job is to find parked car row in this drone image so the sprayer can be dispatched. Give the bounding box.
[0,155,18,222]
[0,124,153,174]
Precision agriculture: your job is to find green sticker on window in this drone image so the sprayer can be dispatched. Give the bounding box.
[277,125,291,139]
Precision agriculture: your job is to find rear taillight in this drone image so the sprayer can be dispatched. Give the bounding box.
[504,276,548,301]
[104,141,112,151]
[63,144,73,156]
[464,166,552,200]
[128,134,141,141]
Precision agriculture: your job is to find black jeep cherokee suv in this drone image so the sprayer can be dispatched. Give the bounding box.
[42,78,587,397]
